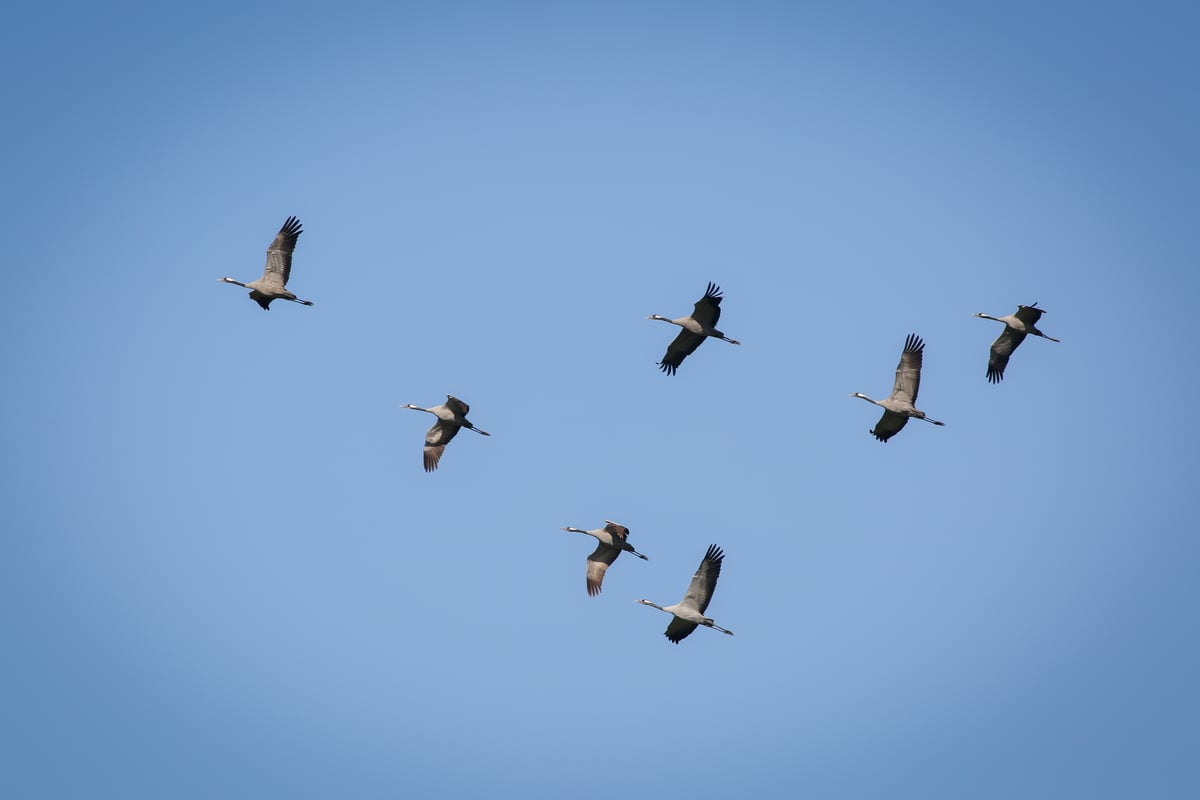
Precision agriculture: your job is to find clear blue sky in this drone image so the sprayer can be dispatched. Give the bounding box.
[3,2,1197,797]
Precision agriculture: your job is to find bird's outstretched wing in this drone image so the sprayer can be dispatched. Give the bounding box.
[263,216,302,286]
[658,329,706,375]
[585,542,621,596]
[422,420,461,472]
[892,333,925,404]
[871,409,908,442]
[422,445,444,472]
[690,282,724,328]
[1014,303,1044,326]
[987,328,1026,383]
[682,544,724,615]
[664,616,699,643]
[604,521,630,541]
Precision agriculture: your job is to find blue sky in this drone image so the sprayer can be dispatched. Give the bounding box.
[3,2,1198,797]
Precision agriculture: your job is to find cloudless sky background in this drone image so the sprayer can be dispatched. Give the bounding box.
[3,1,1198,797]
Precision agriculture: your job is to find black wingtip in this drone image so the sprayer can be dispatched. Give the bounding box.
[903,333,924,353]
[280,216,303,237]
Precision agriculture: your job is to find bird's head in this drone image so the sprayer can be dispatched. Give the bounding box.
[647,314,668,321]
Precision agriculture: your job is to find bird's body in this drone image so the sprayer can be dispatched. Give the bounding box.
[851,333,945,442]
[219,216,314,310]
[648,282,741,375]
[561,520,648,596]
[974,303,1060,383]
[403,395,490,472]
[637,544,733,643]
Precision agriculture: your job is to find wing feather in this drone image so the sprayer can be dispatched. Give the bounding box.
[603,521,630,541]
[658,329,706,375]
[423,444,445,472]
[987,328,1026,383]
[1013,303,1044,326]
[422,419,460,472]
[691,282,724,328]
[444,395,470,416]
[892,333,925,404]
[871,409,908,442]
[263,216,302,286]
[664,617,699,643]
[681,544,724,614]
[586,542,621,596]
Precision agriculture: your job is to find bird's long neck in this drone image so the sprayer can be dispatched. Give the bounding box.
[220,277,248,287]
[852,392,880,407]
[639,600,666,611]
[563,527,588,535]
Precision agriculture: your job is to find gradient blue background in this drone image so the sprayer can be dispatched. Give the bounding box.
[3,2,1197,797]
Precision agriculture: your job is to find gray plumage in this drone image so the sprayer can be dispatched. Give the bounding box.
[403,395,490,472]
[219,216,314,310]
[851,333,945,442]
[648,282,741,375]
[637,544,734,643]
[560,520,648,596]
[974,303,1060,383]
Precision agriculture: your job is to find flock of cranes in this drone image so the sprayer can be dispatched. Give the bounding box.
[220,216,1061,643]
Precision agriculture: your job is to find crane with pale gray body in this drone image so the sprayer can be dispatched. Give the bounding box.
[851,333,945,443]
[637,544,734,643]
[974,302,1060,383]
[561,520,648,596]
[219,216,314,310]
[648,282,741,375]
[403,395,490,472]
